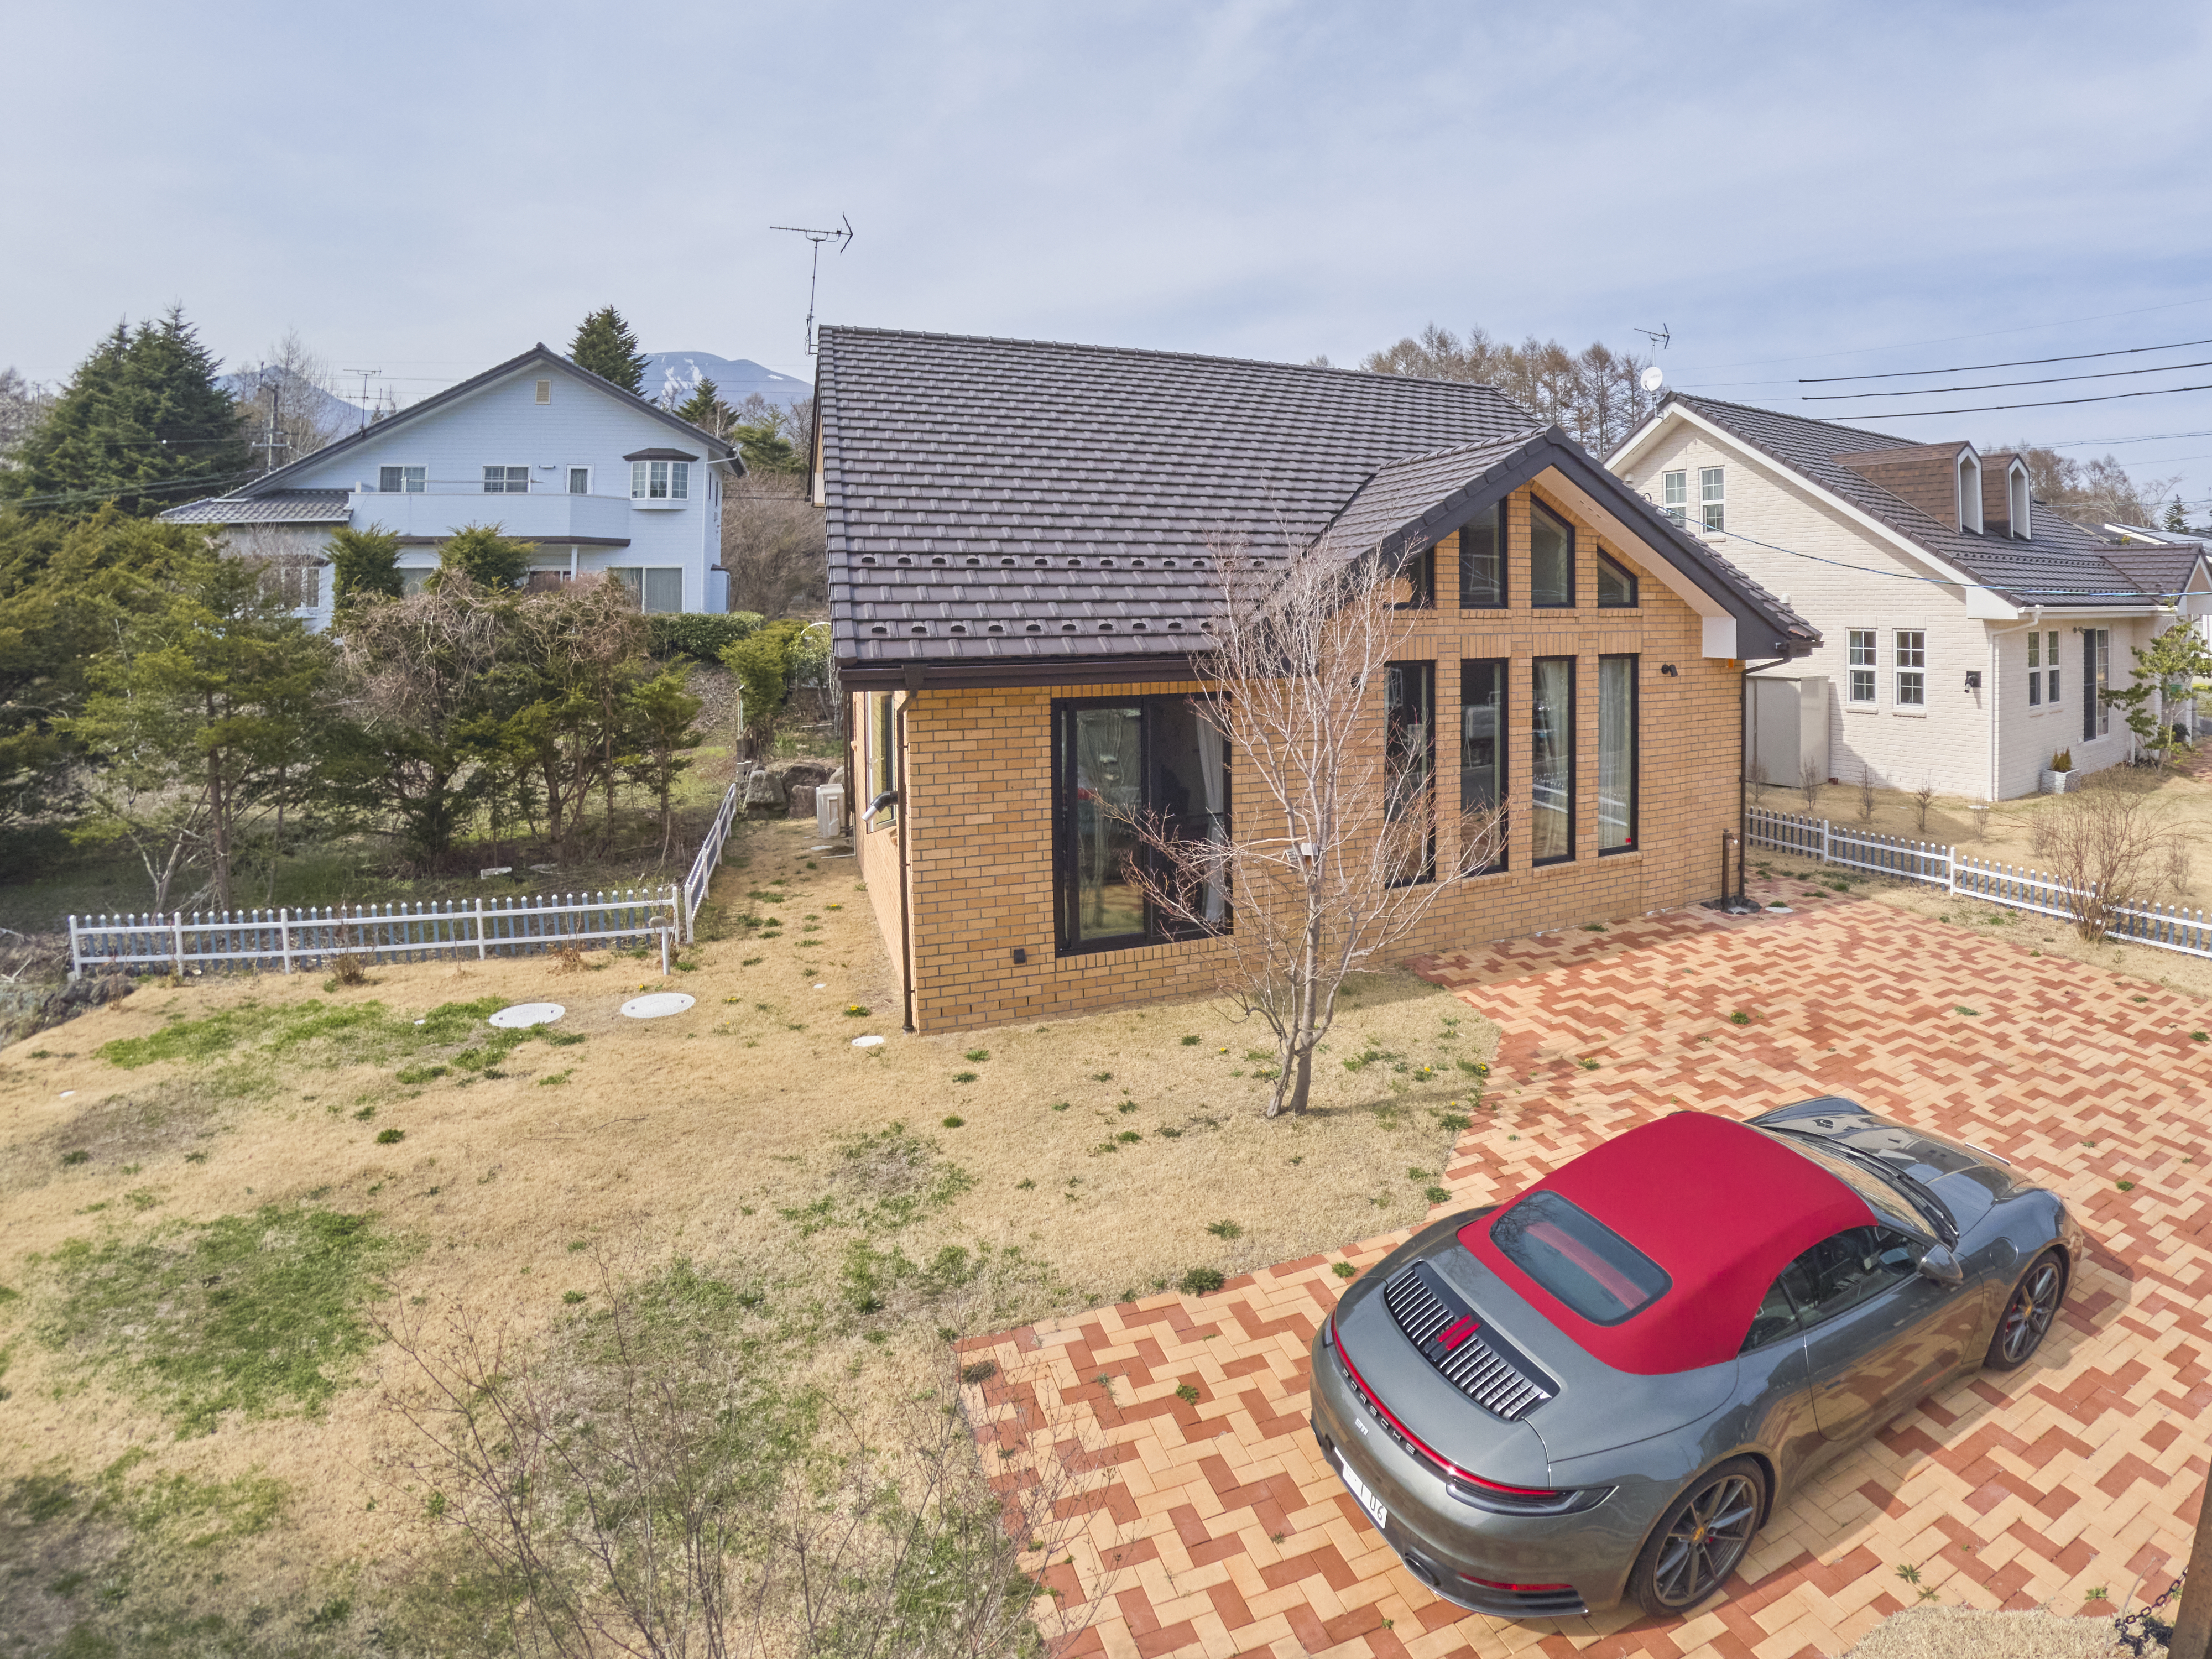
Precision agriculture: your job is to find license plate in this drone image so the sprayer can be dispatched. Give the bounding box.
[1338,1453,1389,1531]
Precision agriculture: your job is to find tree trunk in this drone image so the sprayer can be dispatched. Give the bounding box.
[207,748,232,911]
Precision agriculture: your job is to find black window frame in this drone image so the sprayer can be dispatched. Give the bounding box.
[1529,496,1575,609]
[1051,695,1232,956]
[1396,546,1436,609]
[1530,654,1577,867]
[1597,653,1638,856]
[1458,501,1507,609]
[1384,661,1436,887]
[1460,658,1508,874]
[1595,548,1639,608]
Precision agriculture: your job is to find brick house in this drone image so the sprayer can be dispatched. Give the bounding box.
[816,330,1816,1032]
[1606,397,2212,801]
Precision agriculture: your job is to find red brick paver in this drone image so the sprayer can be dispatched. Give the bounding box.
[963,886,2212,1659]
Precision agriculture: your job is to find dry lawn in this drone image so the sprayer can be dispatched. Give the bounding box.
[1840,1604,2147,1657]
[0,817,1484,1644]
[1761,759,2212,907]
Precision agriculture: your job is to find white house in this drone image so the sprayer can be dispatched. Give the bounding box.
[162,344,739,625]
[1606,396,2212,801]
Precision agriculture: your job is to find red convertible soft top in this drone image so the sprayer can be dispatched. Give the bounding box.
[1459,1112,1874,1375]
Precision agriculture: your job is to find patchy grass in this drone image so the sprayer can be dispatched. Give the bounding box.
[32,1204,409,1434]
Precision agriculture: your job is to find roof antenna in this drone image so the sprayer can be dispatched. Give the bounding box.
[770,215,855,357]
[1635,324,1671,350]
[345,367,382,433]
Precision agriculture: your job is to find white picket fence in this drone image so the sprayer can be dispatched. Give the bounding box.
[1745,806,2212,960]
[68,772,756,979]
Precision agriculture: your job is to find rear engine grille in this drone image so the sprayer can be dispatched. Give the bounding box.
[1383,1263,1556,1421]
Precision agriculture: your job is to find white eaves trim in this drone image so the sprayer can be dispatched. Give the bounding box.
[1522,463,1743,658]
[1609,403,2023,621]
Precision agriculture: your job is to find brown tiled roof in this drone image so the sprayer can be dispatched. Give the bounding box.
[819,329,1816,679]
[2098,539,2207,598]
[1664,395,2156,605]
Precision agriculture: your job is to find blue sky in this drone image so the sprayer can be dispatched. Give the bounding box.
[12,0,2212,512]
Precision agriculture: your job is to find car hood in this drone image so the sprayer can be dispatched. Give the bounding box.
[1338,1215,1736,1475]
[1749,1096,2021,1235]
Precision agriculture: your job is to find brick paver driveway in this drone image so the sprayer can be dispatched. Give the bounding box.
[958,884,2212,1659]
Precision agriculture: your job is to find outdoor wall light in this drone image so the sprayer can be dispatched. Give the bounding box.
[1964,670,1983,691]
[1659,663,1679,677]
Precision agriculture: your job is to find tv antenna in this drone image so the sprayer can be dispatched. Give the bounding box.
[344,367,382,432]
[770,215,855,357]
[1635,324,1672,351]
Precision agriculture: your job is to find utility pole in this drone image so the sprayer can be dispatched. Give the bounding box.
[345,367,382,432]
[248,364,290,477]
[770,216,854,358]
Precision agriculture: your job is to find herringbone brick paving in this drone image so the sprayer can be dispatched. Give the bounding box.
[957,881,2212,1659]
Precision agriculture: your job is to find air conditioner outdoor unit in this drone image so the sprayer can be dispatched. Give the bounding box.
[816,784,847,839]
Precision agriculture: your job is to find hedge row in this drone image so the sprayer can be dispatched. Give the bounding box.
[646,612,766,662]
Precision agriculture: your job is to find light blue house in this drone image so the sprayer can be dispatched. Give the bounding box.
[162,343,740,624]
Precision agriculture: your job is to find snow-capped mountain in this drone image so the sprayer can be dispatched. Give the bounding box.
[643,351,813,411]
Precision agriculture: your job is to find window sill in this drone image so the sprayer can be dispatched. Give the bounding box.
[629,499,689,511]
[1890,708,1929,719]
[1844,703,1879,714]
[1598,846,1641,859]
[1530,857,1580,875]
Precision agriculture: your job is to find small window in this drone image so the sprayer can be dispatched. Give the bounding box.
[483,465,530,494]
[535,378,552,404]
[1458,503,1505,607]
[630,460,690,500]
[608,567,685,612]
[258,563,322,609]
[869,693,898,829]
[1847,629,1877,705]
[2086,629,2110,740]
[1698,466,1725,533]
[1530,498,1574,607]
[1490,1190,1671,1326]
[1384,662,1435,886]
[2046,632,2060,706]
[1460,659,1506,873]
[1895,630,1926,706]
[1598,655,1636,854]
[2027,630,2042,706]
[1397,547,1435,609]
[1660,470,1687,525]
[1740,1260,1812,1353]
[568,467,591,495]
[378,465,425,493]
[1595,549,1637,607]
[1787,1226,1921,1327]
[1531,655,1574,864]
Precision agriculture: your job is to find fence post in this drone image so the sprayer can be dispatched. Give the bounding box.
[67,915,81,981]
[172,912,184,976]
[1947,843,1957,896]
[279,909,293,975]
[476,896,487,961]
[679,881,693,946]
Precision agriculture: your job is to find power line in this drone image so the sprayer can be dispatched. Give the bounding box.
[1802,336,2212,384]
[3,468,258,510]
[1829,380,2212,419]
[1805,357,2212,403]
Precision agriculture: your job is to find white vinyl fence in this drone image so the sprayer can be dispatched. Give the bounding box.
[69,774,754,980]
[1746,806,2212,961]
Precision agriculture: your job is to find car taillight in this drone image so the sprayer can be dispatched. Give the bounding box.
[1459,1575,1573,1593]
[1328,1317,1566,1500]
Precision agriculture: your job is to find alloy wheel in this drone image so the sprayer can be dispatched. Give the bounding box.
[1999,1258,2062,1365]
[1651,1472,1759,1608]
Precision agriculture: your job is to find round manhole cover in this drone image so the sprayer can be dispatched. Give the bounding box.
[488,1002,565,1029]
[620,992,696,1020]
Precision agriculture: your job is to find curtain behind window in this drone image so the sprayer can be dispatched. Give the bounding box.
[1531,658,1573,862]
[1598,656,1635,852]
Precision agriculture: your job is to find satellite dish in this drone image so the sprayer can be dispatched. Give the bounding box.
[1640,366,1665,393]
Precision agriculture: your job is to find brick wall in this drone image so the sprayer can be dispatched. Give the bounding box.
[859,478,1746,1033]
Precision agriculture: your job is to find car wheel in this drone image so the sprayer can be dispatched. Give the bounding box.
[1985,1249,2066,1371]
[1628,1456,1766,1618]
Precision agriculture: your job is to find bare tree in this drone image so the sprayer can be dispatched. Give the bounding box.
[234,329,349,471]
[1361,325,1658,456]
[1748,760,1770,808]
[1857,765,1876,823]
[2007,445,2184,529]
[1117,539,1506,1119]
[1799,759,1821,812]
[0,365,53,456]
[1911,779,1936,834]
[722,475,826,617]
[2039,778,2194,940]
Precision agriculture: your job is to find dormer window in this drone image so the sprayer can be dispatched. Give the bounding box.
[1958,451,1983,533]
[2007,459,2031,539]
[630,460,688,500]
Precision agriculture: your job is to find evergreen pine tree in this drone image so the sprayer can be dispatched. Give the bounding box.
[1,309,253,518]
[675,376,735,436]
[568,306,650,394]
[2166,495,2189,533]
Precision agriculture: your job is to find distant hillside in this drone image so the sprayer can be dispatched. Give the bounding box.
[217,368,367,441]
[644,351,812,411]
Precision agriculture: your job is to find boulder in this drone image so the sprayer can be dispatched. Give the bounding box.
[742,769,787,813]
[787,784,818,819]
[779,759,834,788]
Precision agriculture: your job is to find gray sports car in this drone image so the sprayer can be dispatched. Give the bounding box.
[1310,1099,2081,1620]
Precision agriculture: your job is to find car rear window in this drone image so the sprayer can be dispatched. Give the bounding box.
[1490,1190,1672,1325]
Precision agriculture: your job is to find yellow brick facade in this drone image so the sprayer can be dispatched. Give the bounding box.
[853,478,1746,1033]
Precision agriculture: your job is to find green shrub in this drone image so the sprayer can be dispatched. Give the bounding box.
[1177,1266,1225,1296]
[647,612,763,661]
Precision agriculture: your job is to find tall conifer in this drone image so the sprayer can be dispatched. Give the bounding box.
[568,306,650,394]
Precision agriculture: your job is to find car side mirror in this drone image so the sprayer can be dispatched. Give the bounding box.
[1917,1244,1964,1286]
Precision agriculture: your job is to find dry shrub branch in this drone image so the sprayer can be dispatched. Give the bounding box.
[2038,778,2196,940]
[377,1249,1097,1659]
[1117,538,1506,1118]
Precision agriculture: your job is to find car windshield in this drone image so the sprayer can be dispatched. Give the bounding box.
[1490,1190,1672,1324]
[1753,1128,1939,1240]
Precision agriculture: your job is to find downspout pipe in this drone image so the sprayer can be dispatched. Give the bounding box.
[1739,655,1792,900]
